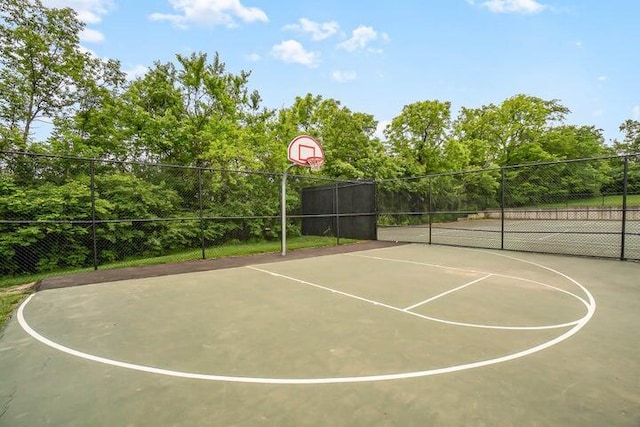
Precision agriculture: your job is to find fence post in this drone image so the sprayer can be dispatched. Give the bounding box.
[374,180,379,240]
[334,183,340,245]
[428,177,433,245]
[501,167,506,250]
[90,160,98,270]
[620,156,629,261]
[198,168,205,260]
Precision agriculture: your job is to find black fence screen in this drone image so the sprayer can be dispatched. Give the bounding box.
[301,181,377,240]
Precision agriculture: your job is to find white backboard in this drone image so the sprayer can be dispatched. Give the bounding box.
[287,135,324,166]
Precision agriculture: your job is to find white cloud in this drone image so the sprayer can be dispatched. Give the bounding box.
[479,0,547,14]
[284,18,340,41]
[575,41,583,49]
[78,45,97,57]
[124,65,149,81]
[633,106,640,120]
[271,40,320,68]
[245,53,261,62]
[42,0,111,41]
[597,76,607,82]
[331,70,357,83]
[150,0,268,29]
[42,0,112,23]
[338,26,379,52]
[80,28,104,43]
[374,120,391,140]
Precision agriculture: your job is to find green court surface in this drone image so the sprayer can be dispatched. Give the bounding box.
[1,244,639,426]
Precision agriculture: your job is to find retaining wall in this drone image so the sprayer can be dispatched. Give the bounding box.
[469,207,640,221]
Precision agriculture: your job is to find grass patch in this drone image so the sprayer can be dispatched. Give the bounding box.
[98,236,356,270]
[540,194,640,208]
[0,236,357,289]
[0,287,32,326]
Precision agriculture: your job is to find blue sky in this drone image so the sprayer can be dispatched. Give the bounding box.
[42,0,639,143]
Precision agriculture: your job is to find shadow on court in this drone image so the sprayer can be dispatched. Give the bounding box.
[1,243,639,426]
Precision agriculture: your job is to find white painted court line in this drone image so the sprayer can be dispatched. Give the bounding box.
[538,231,564,241]
[247,266,583,331]
[463,246,598,312]
[402,274,492,311]
[432,227,499,233]
[426,234,620,251]
[537,226,574,241]
[16,288,593,385]
[533,221,611,242]
[347,253,590,308]
[15,249,596,385]
[399,224,624,251]
[247,266,406,313]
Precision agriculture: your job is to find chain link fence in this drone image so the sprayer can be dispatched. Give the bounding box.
[0,151,350,282]
[2,151,639,284]
[378,154,640,260]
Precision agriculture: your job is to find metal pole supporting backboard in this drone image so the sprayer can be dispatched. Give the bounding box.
[281,163,296,256]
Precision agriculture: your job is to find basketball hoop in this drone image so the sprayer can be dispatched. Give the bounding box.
[282,135,326,256]
[306,157,324,172]
[288,135,324,167]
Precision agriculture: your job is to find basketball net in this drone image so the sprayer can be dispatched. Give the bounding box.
[306,157,324,172]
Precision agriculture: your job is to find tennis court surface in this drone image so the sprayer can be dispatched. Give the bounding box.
[379,218,640,259]
[1,243,639,426]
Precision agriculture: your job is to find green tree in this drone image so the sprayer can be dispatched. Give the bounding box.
[0,174,96,274]
[454,95,569,166]
[111,52,266,169]
[385,100,452,175]
[0,0,121,149]
[541,125,607,159]
[610,120,640,194]
[614,119,640,155]
[45,57,126,159]
[114,61,184,161]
